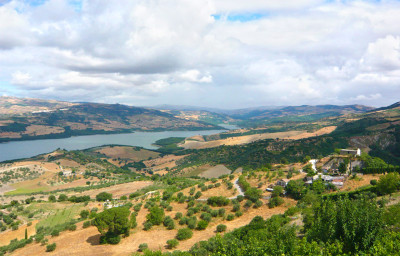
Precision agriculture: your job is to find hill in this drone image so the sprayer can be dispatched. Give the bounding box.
[0,98,220,142]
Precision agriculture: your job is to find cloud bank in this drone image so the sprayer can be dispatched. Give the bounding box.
[0,0,400,108]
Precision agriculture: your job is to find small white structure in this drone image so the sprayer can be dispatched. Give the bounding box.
[276,179,290,187]
[340,148,361,156]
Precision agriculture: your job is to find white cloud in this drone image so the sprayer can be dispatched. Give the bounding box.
[0,0,399,108]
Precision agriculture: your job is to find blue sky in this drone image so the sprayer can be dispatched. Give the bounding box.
[0,0,399,108]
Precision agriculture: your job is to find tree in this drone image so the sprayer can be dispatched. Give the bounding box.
[96,192,112,202]
[339,162,347,174]
[146,206,165,225]
[58,194,68,202]
[93,207,130,244]
[245,187,262,202]
[80,210,89,219]
[286,180,305,200]
[216,224,227,232]
[377,172,400,196]
[166,239,179,249]
[303,164,315,176]
[311,179,325,194]
[176,228,193,240]
[48,195,56,202]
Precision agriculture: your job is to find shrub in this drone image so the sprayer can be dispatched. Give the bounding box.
[370,179,378,186]
[216,224,227,233]
[96,192,112,202]
[163,216,175,230]
[197,220,208,230]
[106,234,121,244]
[200,213,212,222]
[245,187,262,202]
[51,230,60,237]
[253,200,263,208]
[83,221,91,228]
[166,206,173,211]
[143,222,153,231]
[80,210,89,219]
[176,228,193,240]
[187,217,197,229]
[175,212,183,220]
[211,210,218,217]
[268,196,284,208]
[46,243,56,252]
[232,204,240,212]
[179,217,188,225]
[226,214,235,221]
[235,211,243,217]
[244,200,253,208]
[194,191,202,199]
[207,196,230,207]
[218,208,226,217]
[166,239,179,249]
[146,206,165,225]
[138,243,148,252]
[68,224,77,231]
[237,195,244,202]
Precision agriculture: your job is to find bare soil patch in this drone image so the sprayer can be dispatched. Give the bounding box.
[198,165,232,179]
[96,146,159,161]
[69,181,153,198]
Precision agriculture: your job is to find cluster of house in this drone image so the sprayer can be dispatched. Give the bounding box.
[103,199,124,209]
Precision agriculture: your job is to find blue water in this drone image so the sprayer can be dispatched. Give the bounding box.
[0,124,239,162]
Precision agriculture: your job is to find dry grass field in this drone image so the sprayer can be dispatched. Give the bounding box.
[95,146,160,161]
[180,126,337,149]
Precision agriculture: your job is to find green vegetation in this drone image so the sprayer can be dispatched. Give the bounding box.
[93,207,130,244]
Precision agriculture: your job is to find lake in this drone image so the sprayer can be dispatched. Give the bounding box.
[0,124,239,162]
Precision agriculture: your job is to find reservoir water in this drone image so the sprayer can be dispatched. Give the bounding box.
[0,124,238,162]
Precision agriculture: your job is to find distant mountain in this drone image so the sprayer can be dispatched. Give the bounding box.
[371,101,400,112]
[0,98,220,142]
[231,104,374,120]
[0,96,76,116]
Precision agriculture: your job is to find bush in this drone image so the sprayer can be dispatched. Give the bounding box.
[106,234,121,244]
[175,212,183,220]
[96,192,112,202]
[370,179,378,186]
[68,224,77,231]
[200,213,212,222]
[146,206,165,225]
[268,196,284,208]
[46,243,56,252]
[176,228,193,240]
[163,216,175,230]
[226,214,235,221]
[216,224,227,233]
[80,210,89,219]
[143,222,153,231]
[166,239,179,249]
[207,196,230,207]
[83,221,91,228]
[187,217,197,229]
[194,191,202,199]
[218,208,226,217]
[253,200,263,208]
[138,243,148,252]
[245,187,262,202]
[235,211,243,217]
[51,230,60,237]
[232,204,240,212]
[237,195,244,202]
[197,220,208,230]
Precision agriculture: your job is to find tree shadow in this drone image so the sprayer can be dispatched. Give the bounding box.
[86,234,101,246]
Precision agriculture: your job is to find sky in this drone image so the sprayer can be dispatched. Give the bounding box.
[0,0,400,108]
